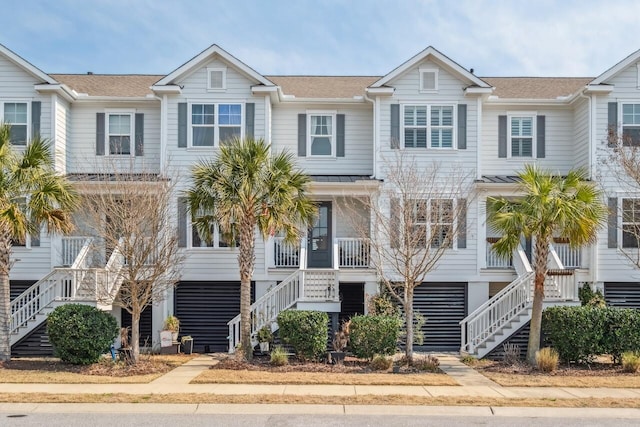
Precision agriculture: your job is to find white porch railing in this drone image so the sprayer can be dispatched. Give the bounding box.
[336,238,369,268]
[227,269,339,352]
[61,236,91,266]
[485,241,513,268]
[553,242,582,268]
[273,237,300,268]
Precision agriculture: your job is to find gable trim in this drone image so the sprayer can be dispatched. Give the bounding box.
[0,44,57,85]
[154,44,274,87]
[591,48,640,85]
[369,46,491,89]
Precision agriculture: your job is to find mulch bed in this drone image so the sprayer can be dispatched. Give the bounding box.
[476,358,634,377]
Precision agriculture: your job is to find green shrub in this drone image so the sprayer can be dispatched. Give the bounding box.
[367,292,400,317]
[349,315,401,360]
[370,355,392,371]
[535,347,559,372]
[604,308,640,363]
[276,310,328,361]
[578,284,606,308]
[47,304,118,365]
[270,345,289,366]
[621,351,640,373]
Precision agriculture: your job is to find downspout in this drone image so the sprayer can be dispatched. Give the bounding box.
[363,92,377,179]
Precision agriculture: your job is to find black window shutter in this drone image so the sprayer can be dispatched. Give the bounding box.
[457,104,467,149]
[96,113,105,156]
[390,104,400,149]
[135,113,144,156]
[178,103,187,147]
[608,102,618,147]
[536,115,545,158]
[178,198,187,248]
[245,103,255,138]
[498,115,507,158]
[336,114,345,157]
[31,101,41,140]
[298,114,307,156]
[457,198,467,249]
[608,197,618,248]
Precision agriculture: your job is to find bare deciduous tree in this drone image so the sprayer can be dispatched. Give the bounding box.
[340,153,473,360]
[76,166,181,364]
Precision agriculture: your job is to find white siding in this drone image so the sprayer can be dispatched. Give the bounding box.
[54,96,70,172]
[573,98,590,171]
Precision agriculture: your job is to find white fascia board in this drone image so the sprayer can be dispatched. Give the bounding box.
[151,85,182,94]
[34,83,76,102]
[280,97,367,104]
[591,48,640,85]
[155,44,274,87]
[370,46,491,89]
[252,85,278,103]
[0,43,57,84]
[484,98,573,106]
[365,87,395,96]
[464,87,494,96]
[74,96,158,102]
[585,84,614,93]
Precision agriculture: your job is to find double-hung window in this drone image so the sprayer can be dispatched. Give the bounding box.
[308,113,335,156]
[509,116,534,157]
[108,113,132,155]
[403,105,455,149]
[4,102,28,145]
[622,198,640,248]
[622,104,640,146]
[190,103,242,147]
[190,222,238,248]
[410,198,454,248]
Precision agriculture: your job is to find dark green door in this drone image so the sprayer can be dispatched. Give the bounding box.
[307,202,332,268]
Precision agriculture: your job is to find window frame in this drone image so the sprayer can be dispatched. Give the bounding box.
[187,217,238,249]
[620,102,640,146]
[410,197,457,249]
[307,110,337,157]
[104,110,135,156]
[621,197,640,249]
[507,112,537,159]
[207,67,227,91]
[188,102,244,149]
[401,103,457,150]
[419,68,439,93]
[2,100,30,146]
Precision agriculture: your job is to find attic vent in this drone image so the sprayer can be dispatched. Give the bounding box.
[419,69,438,92]
[208,68,226,90]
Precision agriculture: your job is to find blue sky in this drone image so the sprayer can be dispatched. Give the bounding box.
[2,0,639,77]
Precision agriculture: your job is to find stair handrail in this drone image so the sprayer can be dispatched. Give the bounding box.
[227,269,301,353]
[99,237,126,303]
[70,237,94,269]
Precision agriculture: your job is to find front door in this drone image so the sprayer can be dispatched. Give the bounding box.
[307,202,332,268]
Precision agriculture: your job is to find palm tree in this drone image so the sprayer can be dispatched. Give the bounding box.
[487,165,607,365]
[0,123,79,361]
[185,137,316,360]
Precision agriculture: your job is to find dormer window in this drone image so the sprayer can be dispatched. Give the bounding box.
[207,68,226,91]
[420,69,438,92]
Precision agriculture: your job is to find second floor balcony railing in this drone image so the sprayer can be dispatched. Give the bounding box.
[273,236,370,269]
[486,240,513,269]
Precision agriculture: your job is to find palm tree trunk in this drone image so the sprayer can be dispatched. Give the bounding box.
[0,226,12,362]
[404,284,414,362]
[239,216,256,361]
[527,236,550,365]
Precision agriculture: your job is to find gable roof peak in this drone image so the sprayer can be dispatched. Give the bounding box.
[591,47,640,85]
[0,43,57,85]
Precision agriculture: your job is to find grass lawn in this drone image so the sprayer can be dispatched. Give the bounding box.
[191,369,457,386]
[0,354,194,384]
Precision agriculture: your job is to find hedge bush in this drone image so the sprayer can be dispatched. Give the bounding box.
[349,315,401,360]
[47,304,118,365]
[276,310,328,361]
[542,306,640,364]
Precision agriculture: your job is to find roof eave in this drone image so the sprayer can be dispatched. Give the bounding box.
[34,83,77,102]
[365,87,395,96]
[151,84,183,94]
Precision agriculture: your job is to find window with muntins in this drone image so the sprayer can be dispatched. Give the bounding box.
[403,105,455,149]
[4,102,28,145]
[622,198,640,248]
[191,103,242,147]
[510,116,534,157]
[430,199,453,248]
[622,104,640,146]
[108,114,132,155]
[309,114,334,156]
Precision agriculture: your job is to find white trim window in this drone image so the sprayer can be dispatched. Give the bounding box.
[308,112,335,156]
[3,101,28,145]
[622,198,640,248]
[189,221,238,249]
[621,103,640,146]
[207,68,227,91]
[190,103,242,147]
[107,113,133,155]
[509,115,535,157]
[403,105,455,149]
[419,68,438,92]
[411,198,454,248]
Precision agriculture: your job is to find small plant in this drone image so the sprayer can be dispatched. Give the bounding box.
[366,292,400,317]
[163,315,180,332]
[370,355,392,371]
[502,342,521,365]
[412,354,440,372]
[621,351,640,373]
[578,284,606,308]
[349,315,401,360]
[257,325,273,343]
[460,355,477,365]
[332,320,350,352]
[270,345,289,366]
[180,335,193,344]
[536,347,559,372]
[277,310,328,361]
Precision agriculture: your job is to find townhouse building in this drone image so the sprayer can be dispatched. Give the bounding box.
[4,42,639,358]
